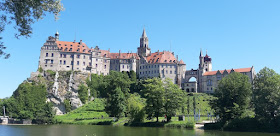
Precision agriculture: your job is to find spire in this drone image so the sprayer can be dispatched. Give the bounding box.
[142,27,147,37]
[56,30,59,35]
[200,48,203,57]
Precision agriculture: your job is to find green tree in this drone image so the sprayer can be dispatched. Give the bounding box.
[253,67,280,123]
[127,93,146,122]
[78,84,89,104]
[0,0,64,59]
[142,78,165,122]
[100,71,131,98]
[86,74,103,98]
[64,99,71,113]
[163,79,184,122]
[105,87,126,119]
[210,72,252,123]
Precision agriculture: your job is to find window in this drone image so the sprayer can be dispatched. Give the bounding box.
[96,64,98,68]
[83,49,86,52]
[127,65,128,69]
[77,61,79,65]
[77,55,80,58]
[89,62,91,66]
[63,54,66,58]
[60,54,62,58]
[83,55,85,59]
[63,61,66,65]
[140,66,142,69]
[51,53,54,57]
[83,62,85,66]
[166,70,168,74]
[140,72,142,74]
[104,65,107,69]
[207,80,212,86]
[60,60,62,64]
[71,55,74,58]
[51,60,53,64]
[170,70,172,74]
[64,48,68,51]
[45,60,48,64]
[71,61,73,65]
[46,53,48,57]
[96,59,98,61]
[69,48,72,51]
[123,65,124,69]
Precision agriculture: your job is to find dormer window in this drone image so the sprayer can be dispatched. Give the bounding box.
[70,45,73,46]
[164,60,167,62]
[65,44,67,46]
[64,48,68,51]
[60,47,63,50]
[77,48,80,52]
[83,49,86,52]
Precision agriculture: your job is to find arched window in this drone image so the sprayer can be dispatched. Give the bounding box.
[46,53,48,57]
[186,88,190,92]
[191,88,195,92]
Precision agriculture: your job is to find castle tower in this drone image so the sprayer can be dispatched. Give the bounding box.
[137,28,151,57]
[203,50,212,72]
[55,31,59,41]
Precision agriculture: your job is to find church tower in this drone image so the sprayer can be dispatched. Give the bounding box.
[199,50,212,73]
[137,28,151,57]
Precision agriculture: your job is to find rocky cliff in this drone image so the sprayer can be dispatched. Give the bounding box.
[28,70,90,115]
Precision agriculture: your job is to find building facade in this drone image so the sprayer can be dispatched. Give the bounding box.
[39,30,255,92]
[38,29,186,85]
[183,50,256,93]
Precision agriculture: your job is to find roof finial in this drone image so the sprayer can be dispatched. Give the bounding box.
[206,49,208,55]
[200,48,203,57]
[142,27,147,37]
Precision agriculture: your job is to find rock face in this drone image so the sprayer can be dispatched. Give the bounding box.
[28,71,90,115]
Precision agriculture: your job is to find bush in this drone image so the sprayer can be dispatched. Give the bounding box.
[38,67,43,73]
[165,121,194,128]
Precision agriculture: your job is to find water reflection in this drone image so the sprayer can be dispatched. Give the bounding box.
[0,125,278,136]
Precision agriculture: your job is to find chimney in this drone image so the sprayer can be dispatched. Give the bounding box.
[172,52,174,55]
[73,40,76,43]
[119,50,121,56]
[176,55,178,61]
[79,40,82,44]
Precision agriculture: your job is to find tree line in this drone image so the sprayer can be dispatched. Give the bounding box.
[209,67,280,132]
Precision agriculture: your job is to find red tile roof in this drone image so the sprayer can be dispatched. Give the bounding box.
[109,53,139,59]
[56,41,91,54]
[146,51,181,64]
[203,67,252,76]
[179,59,185,64]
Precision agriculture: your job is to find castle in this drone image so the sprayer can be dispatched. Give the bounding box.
[38,29,255,93]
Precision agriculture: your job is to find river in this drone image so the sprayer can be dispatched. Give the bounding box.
[0,125,279,136]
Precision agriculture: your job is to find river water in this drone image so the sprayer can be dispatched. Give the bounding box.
[0,125,279,136]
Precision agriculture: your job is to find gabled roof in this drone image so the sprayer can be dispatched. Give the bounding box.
[146,51,182,64]
[203,67,252,76]
[109,53,139,59]
[56,41,91,54]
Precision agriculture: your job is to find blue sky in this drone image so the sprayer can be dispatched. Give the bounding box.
[1,0,280,98]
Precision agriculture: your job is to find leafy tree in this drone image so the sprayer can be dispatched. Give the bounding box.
[0,0,64,59]
[163,79,184,122]
[142,78,165,122]
[105,87,126,119]
[100,71,131,98]
[64,99,71,113]
[210,72,252,123]
[127,93,146,122]
[86,74,103,98]
[253,67,280,123]
[78,84,89,104]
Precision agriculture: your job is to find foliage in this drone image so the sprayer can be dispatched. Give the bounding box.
[86,74,103,98]
[55,98,111,125]
[163,79,184,122]
[38,67,43,73]
[210,72,252,123]
[46,70,56,77]
[0,0,64,59]
[127,93,146,122]
[105,87,126,119]
[253,67,280,124]
[64,99,71,113]
[99,71,131,98]
[78,84,89,104]
[164,121,195,128]
[142,78,165,122]
[0,82,54,124]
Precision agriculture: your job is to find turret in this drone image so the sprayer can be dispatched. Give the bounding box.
[55,31,59,41]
